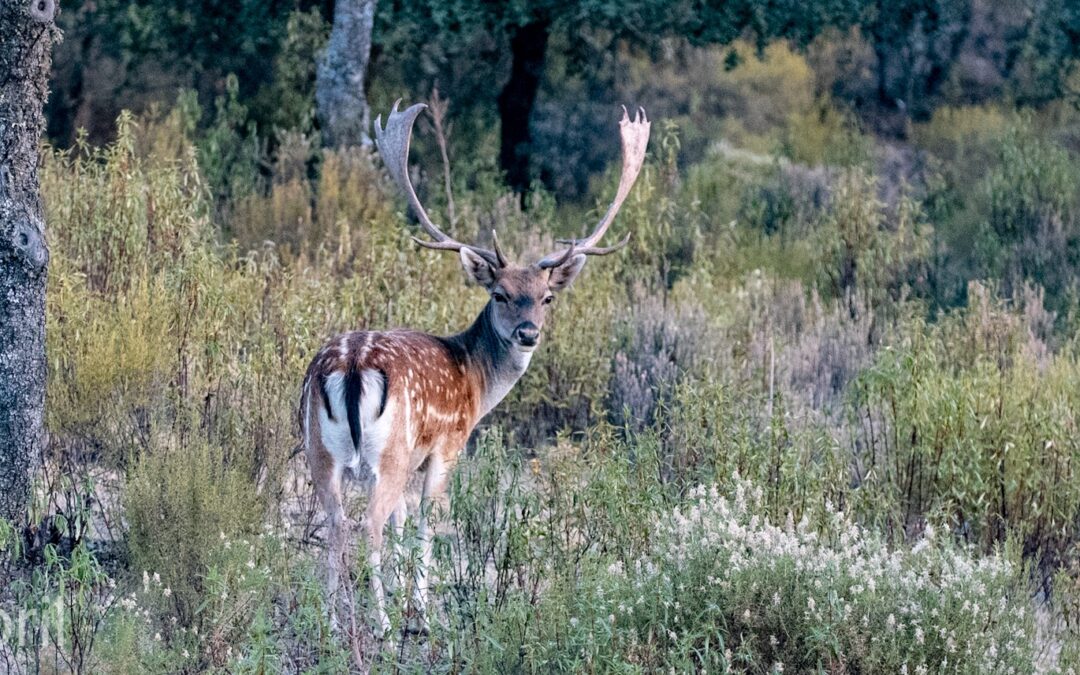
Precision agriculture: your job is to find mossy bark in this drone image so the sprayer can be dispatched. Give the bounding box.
[0,0,58,524]
[316,0,376,148]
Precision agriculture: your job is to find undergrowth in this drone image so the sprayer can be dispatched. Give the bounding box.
[3,83,1080,672]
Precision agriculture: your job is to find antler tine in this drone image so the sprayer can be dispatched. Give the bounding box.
[375,100,501,267]
[491,229,509,268]
[537,106,650,268]
[560,232,632,256]
[537,242,576,270]
[538,233,631,269]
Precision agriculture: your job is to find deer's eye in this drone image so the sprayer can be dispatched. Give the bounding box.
[542,295,555,305]
[492,292,509,304]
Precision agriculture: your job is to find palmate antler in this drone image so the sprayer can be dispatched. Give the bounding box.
[536,106,651,269]
[375,101,506,268]
[375,100,650,269]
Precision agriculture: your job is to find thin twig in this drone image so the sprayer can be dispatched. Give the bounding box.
[425,87,457,229]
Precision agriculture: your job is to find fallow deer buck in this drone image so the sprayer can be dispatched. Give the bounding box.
[299,100,650,634]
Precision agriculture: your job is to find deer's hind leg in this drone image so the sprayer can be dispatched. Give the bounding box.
[305,422,348,633]
[364,429,411,636]
[304,372,364,636]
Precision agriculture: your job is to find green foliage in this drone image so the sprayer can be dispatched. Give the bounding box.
[782,98,871,167]
[913,104,1010,165]
[46,112,212,295]
[74,0,299,132]
[1009,0,1080,105]
[859,0,971,119]
[617,39,820,167]
[17,85,1080,672]
[418,458,1040,673]
[1,487,119,673]
[566,479,1037,673]
[851,283,1080,564]
[125,437,266,627]
[251,8,331,134]
[197,76,266,208]
[89,529,351,672]
[925,114,1080,314]
[813,170,930,308]
[985,119,1079,243]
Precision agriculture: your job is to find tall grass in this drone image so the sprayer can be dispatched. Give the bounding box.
[2,98,1078,672]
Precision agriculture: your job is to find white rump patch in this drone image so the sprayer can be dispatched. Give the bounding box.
[317,368,393,479]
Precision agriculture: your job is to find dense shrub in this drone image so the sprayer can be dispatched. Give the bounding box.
[813,170,931,309]
[125,438,266,626]
[609,40,818,167]
[782,97,871,168]
[914,105,1009,164]
[851,283,1080,568]
[11,80,1080,672]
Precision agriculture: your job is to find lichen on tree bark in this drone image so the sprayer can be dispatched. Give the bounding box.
[316,0,377,148]
[0,0,58,525]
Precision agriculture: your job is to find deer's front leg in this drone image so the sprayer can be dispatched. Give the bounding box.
[386,495,408,594]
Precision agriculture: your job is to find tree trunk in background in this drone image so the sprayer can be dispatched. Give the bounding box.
[0,0,58,525]
[316,0,376,147]
[498,19,550,194]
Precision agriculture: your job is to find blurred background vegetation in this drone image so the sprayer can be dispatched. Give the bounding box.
[4,0,1080,671]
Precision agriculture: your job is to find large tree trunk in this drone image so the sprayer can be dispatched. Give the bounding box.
[316,0,376,147]
[498,19,550,194]
[0,0,58,525]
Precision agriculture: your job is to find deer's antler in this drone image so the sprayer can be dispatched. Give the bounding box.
[375,100,503,267]
[537,106,650,269]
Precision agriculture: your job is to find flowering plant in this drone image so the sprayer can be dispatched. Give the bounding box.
[563,477,1040,673]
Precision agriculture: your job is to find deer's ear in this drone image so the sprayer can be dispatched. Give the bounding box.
[459,247,497,288]
[547,254,586,291]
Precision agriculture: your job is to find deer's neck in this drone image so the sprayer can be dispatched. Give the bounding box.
[449,301,532,417]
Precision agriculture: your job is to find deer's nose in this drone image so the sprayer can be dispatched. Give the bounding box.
[514,323,540,347]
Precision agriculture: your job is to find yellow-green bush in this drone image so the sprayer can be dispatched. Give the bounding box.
[913,104,1010,163]
[125,437,265,626]
[851,283,1080,561]
[782,97,871,167]
[18,85,1080,672]
[619,40,817,159]
[813,170,931,308]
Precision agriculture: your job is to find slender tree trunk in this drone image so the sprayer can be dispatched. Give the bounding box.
[498,19,550,194]
[0,0,59,525]
[316,0,376,147]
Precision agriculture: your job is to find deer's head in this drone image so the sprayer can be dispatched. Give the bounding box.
[375,101,650,353]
